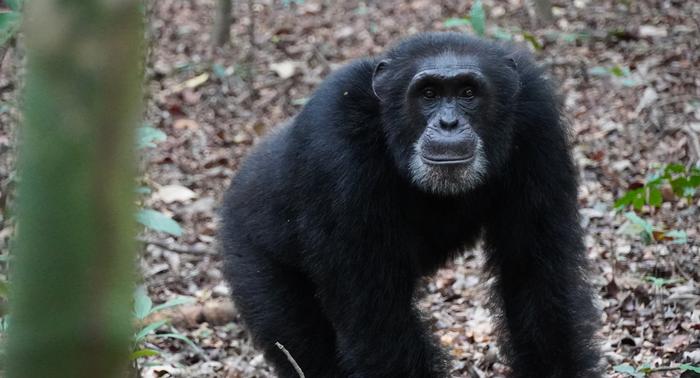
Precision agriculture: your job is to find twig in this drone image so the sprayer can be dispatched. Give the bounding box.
[275,342,305,378]
[138,237,216,255]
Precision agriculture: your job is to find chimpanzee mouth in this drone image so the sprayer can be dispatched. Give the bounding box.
[420,154,475,165]
[409,139,487,195]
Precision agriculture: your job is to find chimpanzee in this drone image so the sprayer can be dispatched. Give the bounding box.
[219,32,601,378]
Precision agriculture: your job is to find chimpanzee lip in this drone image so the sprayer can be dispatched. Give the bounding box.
[420,154,475,165]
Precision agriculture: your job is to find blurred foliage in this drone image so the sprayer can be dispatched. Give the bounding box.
[0,0,21,46]
[615,163,698,245]
[618,212,687,245]
[136,125,183,236]
[589,64,640,87]
[136,209,182,236]
[613,362,700,377]
[443,1,544,50]
[131,286,196,361]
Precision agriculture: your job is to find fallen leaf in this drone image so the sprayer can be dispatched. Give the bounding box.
[269,61,298,79]
[173,118,200,130]
[639,25,668,38]
[635,87,658,114]
[171,73,209,93]
[155,185,197,203]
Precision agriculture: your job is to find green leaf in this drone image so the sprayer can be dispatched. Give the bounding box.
[636,363,652,373]
[469,1,485,36]
[645,174,663,185]
[664,163,685,174]
[624,212,653,235]
[646,276,671,288]
[134,320,167,342]
[589,66,609,76]
[151,296,196,313]
[6,0,22,11]
[136,209,183,236]
[153,332,203,355]
[129,348,160,360]
[0,11,21,46]
[612,363,644,377]
[559,32,590,43]
[680,364,700,373]
[688,174,700,187]
[610,65,630,77]
[670,177,689,196]
[291,97,309,106]
[491,27,513,40]
[211,63,229,79]
[133,285,153,320]
[522,32,542,50]
[648,188,662,207]
[443,17,471,28]
[136,126,167,149]
[135,186,152,195]
[665,229,687,244]
[632,195,645,211]
[0,280,8,298]
[615,189,639,209]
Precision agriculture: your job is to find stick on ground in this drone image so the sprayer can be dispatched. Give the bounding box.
[275,342,305,378]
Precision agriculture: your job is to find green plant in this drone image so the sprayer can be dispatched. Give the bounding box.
[443,3,542,50]
[613,362,700,377]
[618,212,687,245]
[135,125,183,237]
[589,64,639,87]
[443,0,486,37]
[0,0,22,46]
[469,0,485,36]
[131,286,197,360]
[615,163,700,211]
[645,276,681,289]
[281,0,304,6]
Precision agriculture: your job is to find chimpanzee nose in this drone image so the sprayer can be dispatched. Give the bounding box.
[439,117,459,130]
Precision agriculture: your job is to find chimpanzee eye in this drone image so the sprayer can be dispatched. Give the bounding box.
[422,87,437,99]
[460,87,475,99]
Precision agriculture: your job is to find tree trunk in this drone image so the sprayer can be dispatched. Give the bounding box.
[7,0,143,377]
[213,0,234,46]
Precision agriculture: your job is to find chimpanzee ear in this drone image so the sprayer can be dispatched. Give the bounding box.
[506,56,518,71]
[371,59,391,101]
[505,54,518,71]
[504,54,521,99]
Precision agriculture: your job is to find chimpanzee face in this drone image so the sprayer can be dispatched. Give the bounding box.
[373,52,520,195]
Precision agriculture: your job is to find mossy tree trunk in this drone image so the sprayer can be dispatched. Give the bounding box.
[7,0,143,377]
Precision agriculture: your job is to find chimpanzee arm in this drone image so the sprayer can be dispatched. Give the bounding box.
[308,242,448,378]
[484,144,601,378]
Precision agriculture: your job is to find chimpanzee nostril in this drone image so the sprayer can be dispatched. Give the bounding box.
[439,117,459,130]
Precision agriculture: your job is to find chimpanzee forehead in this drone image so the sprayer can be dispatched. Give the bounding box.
[417,53,480,71]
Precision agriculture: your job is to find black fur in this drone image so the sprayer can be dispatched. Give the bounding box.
[220,32,601,378]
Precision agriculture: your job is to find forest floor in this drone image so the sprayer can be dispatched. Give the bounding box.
[1,0,699,377]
